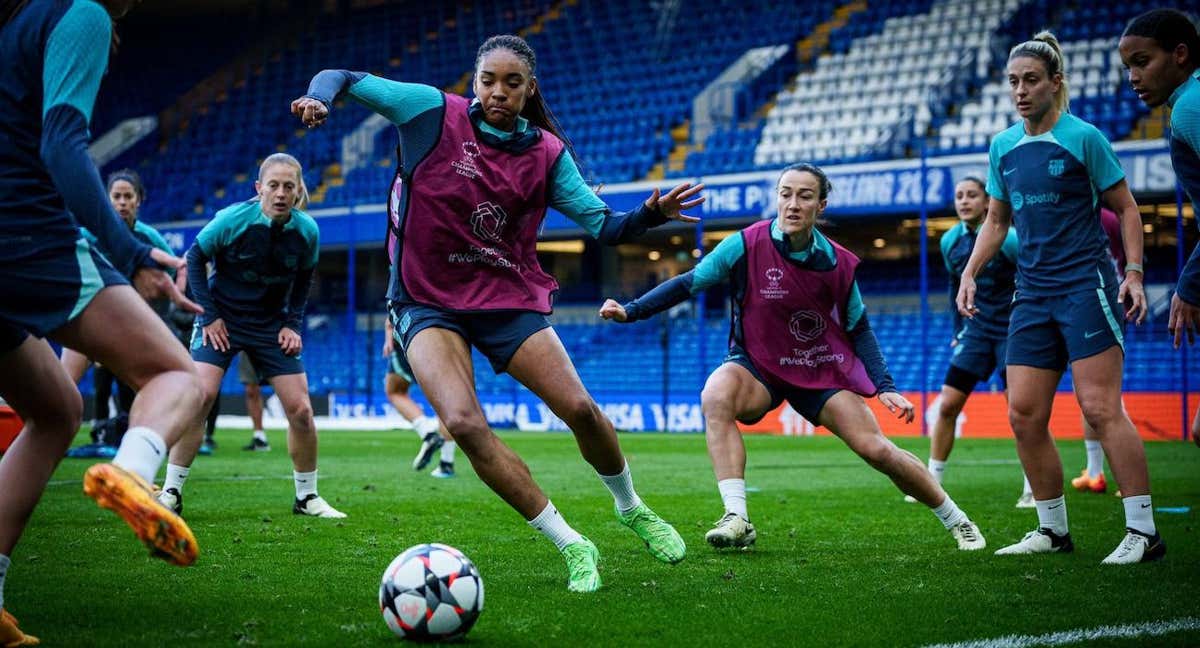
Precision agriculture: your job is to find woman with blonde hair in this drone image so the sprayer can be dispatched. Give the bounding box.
[161,153,345,519]
[957,32,1160,564]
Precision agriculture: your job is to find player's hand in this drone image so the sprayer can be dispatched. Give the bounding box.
[644,182,706,223]
[948,338,958,348]
[381,331,394,357]
[599,299,628,322]
[955,276,978,319]
[279,327,303,356]
[133,248,203,314]
[879,391,915,424]
[291,96,329,128]
[1118,273,1147,325]
[1168,293,1199,348]
[203,318,230,353]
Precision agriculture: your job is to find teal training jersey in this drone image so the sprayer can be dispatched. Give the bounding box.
[193,201,319,328]
[986,113,1124,296]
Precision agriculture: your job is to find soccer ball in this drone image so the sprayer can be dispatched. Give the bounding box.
[379,543,484,642]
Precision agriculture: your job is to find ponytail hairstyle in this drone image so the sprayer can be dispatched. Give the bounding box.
[106,168,146,203]
[1123,8,1200,73]
[1008,31,1069,113]
[258,153,309,210]
[475,35,582,167]
[778,162,833,201]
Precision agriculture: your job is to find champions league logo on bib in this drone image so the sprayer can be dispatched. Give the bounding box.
[759,267,788,299]
[470,201,508,242]
[452,140,483,180]
[788,310,826,343]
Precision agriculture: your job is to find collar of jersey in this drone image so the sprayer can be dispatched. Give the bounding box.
[468,99,541,153]
[1169,74,1199,109]
[771,220,835,268]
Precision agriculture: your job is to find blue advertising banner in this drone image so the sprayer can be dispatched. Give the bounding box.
[154,140,1175,251]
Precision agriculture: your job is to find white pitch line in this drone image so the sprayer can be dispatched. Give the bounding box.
[922,617,1200,648]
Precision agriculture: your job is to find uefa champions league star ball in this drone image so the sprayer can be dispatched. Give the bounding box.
[379,543,484,642]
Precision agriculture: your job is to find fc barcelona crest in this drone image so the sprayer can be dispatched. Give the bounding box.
[1048,159,1064,176]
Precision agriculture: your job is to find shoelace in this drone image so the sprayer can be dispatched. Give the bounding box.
[955,522,979,542]
[629,508,676,543]
[563,544,594,577]
[715,511,740,527]
[1115,533,1144,556]
[1021,530,1043,544]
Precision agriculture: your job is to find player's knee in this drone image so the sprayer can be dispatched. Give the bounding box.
[442,414,490,448]
[1007,403,1047,437]
[700,393,736,423]
[937,398,964,420]
[854,435,894,469]
[284,399,314,425]
[1078,396,1122,432]
[559,396,604,431]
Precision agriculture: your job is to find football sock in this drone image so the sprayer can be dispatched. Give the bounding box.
[1021,473,1033,496]
[932,494,968,529]
[598,462,642,514]
[253,430,268,443]
[529,500,583,550]
[440,440,457,464]
[1122,495,1156,536]
[1035,496,1069,536]
[113,426,167,484]
[413,415,438,439]
[0,552,8,610]
[294,470,318,498]
[717,478,748,519]
[1085,440,1104,478]
[163,463,190,494]
[927,458,946,484]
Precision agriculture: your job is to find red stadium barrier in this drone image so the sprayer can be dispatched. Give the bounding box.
[0,405,22,452]
[739,392,1199,441]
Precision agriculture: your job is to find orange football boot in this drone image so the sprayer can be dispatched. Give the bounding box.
[0,609,39,646]
[83,463,199,566]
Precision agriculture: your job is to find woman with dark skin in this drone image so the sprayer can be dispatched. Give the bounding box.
[0,0,205,643]
[293,35,703,592]
[1118,8,1200,446]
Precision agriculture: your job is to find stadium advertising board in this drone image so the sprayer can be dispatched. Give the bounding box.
[155,142,1175,251]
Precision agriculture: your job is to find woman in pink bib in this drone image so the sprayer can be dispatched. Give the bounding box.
[602,163,987,553]
[293,35,703,592]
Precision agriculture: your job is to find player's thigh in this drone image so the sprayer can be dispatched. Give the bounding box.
[51,285,194,391]
[702,360,776,423]
[0,335,82,430]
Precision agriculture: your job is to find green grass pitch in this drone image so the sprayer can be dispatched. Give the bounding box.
[8,430,1199,646]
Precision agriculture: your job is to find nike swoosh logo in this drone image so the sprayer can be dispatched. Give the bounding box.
[1048,503,1063,510]
[1084,330,1104,339]
[142,437,162,456]
[1140,503,1151,508]
[1003,168,1017,175]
